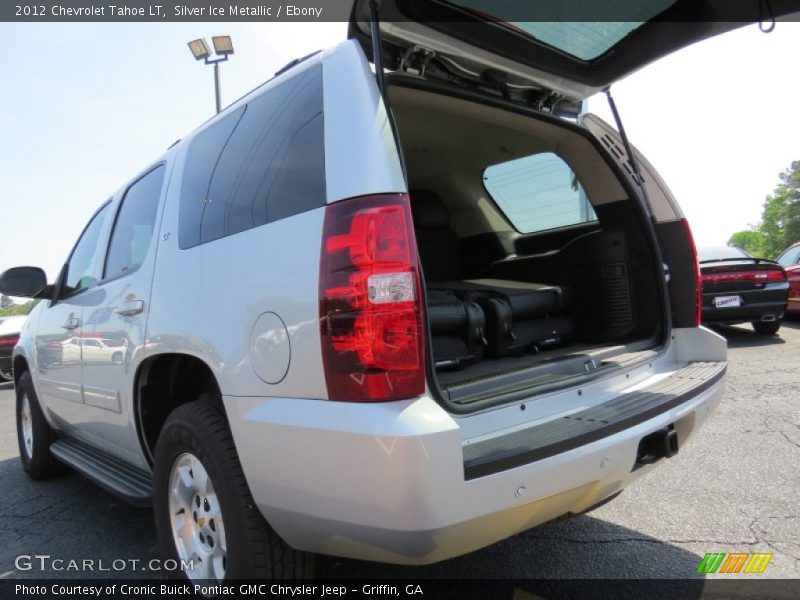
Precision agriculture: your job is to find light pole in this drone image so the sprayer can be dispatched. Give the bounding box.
[188,36,234,114]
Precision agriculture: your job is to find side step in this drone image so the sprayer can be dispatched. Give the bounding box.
[50,439,153,506]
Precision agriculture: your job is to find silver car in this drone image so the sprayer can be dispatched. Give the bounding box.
[5,4,766,581]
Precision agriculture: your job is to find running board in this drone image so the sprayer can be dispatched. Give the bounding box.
[50,439,153,506]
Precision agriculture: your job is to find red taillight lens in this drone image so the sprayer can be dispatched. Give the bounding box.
[319,194,425,402]
[681,219,702,327]
[701,269,786,283]
[0,335,20,347]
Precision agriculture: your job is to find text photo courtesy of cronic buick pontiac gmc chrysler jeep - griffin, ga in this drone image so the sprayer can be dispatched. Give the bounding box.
[3,0,800,584]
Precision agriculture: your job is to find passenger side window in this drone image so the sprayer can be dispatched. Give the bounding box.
[104,165,166,279]
[777,247,800,267]
[178,64,325,249]
[484,152,597,234]
[64,203,111,296]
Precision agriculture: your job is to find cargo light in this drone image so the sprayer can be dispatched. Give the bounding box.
[319,194,425,402]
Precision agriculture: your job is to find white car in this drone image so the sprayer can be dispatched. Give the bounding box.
[6,3,771,581]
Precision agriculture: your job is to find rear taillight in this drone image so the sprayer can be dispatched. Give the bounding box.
[0,335,20,347]
[701,269,786,283]
[319,194,425,402]
[681,219,702,327]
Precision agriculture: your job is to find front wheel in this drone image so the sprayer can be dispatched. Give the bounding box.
[752,319,781,336]
[153,400,314,581]
[16,371,66,479]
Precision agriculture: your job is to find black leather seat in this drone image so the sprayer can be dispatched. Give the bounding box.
[429,278,571,318]
[412,190,574,357]
[410,190,461,282]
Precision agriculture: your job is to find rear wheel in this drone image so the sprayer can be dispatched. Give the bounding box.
[153,400,314,581]
[752,319,781,336]
[16,371,66,479]
[0,368,13,382]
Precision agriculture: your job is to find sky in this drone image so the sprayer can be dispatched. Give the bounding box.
[1,21,799,294]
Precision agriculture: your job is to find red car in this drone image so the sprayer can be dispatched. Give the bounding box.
[776,242,800,315]
[698,246,789,335]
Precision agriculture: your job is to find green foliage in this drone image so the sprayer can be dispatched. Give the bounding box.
[0,298,39,317]
[727,229,767,257]
[728,161,800,259]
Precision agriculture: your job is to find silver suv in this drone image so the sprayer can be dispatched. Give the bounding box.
[2,7,742,582]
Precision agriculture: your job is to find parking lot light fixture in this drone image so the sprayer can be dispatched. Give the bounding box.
[187,35,234,115]
[187,38,211,61]
[212,36,234,56]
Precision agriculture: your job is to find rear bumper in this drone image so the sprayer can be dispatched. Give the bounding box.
[701,282,788,324]
[224,358,725,565]
[702,301,785,323]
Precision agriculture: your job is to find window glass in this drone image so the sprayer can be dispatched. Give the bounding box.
[179,64,325,249]
[698,246,751,262]
[484,152,597,234]
[64,204,111,295]
[777,247,800,267]
[105,165,166,279]
[178,107,245,249]
[442,1,676,60]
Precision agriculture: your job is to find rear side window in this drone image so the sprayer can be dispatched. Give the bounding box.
[105,165,166,279]
[777,246,800,267]
[484,152,597,234]
[179,65,325,249]
[64,203,111,296]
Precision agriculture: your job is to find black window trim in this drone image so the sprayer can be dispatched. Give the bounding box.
[53,199,114,305]
[179,63,326,250]
[98,162,168,287]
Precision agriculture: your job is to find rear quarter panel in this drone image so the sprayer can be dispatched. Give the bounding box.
[146,148,328,401]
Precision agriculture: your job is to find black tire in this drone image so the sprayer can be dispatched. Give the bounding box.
[16,371,66,479]
[153,400,314,581]
[0,368,13,382]
[752,319,781,335]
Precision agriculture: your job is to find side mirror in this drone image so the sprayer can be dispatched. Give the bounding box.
[0,267,49,298]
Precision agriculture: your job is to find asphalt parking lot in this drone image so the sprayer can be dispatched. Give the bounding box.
[0,320,798,580]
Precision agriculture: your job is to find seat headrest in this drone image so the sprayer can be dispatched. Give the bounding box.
[411,190,450,229]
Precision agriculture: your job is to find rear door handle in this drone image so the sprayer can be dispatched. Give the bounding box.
[115,300,144,316]
[62,317,80,330]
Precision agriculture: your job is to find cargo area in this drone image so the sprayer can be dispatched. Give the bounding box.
[387,81,666,407]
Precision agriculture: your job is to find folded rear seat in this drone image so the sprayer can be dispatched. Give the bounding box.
[412,190,574,360]
[428,279,574,357]
[427,290,488,369]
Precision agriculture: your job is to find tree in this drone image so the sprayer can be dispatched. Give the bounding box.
[0,294,12,310]
[727,229,767,256]
[0,299,39,317]
[779,160,800,248]
[727,160,800,259]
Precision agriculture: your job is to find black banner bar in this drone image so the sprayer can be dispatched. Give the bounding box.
[3,579,800,600]
[4,0,800,23]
